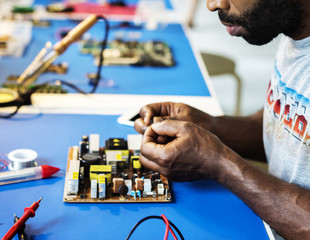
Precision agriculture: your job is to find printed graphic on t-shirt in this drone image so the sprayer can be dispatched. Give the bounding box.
[265,64,310,146]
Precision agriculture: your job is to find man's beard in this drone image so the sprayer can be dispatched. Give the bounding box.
[218,0,303,45]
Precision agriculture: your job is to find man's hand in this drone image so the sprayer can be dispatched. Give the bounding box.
[140,119,310,240]
[140,119,229,181]
[136,101,265,161]
[134,102,213,134]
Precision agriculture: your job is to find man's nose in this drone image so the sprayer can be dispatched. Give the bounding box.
[206,0,230,11]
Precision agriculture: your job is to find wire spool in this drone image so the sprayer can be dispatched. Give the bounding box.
[8,149,38,170]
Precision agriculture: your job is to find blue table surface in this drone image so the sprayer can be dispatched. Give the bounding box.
[0,114,270,240]
[0,20,209,96]
[0,17,268,240]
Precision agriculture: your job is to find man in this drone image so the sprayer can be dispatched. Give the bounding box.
[134,0,310,239]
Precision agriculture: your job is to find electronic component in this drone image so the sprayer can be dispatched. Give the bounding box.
[135,178,144,191]
[79,135,89,157]
[80,153,101,178]
[105,138,129,174]
[125,179,132,195]
[127,134,142,155]
[143,179,152,192]
[157,183,164,195]
[2,76,67,94]
[113,178,124,194]
[90,165,112,184]
[89,134,100,153]
[119,185,129,197]
[131,156,142,173]
[63,134,172,203]
[98,174,106,200]
[80,39,175,67]
[12,6,34,13]
[91,179,97,199]
[65,146,80,195]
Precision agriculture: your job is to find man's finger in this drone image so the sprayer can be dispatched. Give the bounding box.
[141,127,171,166]
[139,154,162,172]
[134,118,148,134]
[150,120,187,138]
[140,102,174,125]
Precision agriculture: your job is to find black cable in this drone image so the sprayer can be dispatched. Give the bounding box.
[54,79,88,94]
[0,84,46,119]
[126,215,185,240]
[90,15,110,93]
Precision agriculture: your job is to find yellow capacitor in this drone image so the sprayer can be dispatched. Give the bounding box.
[90,165,112,184]
[131,156,141,169]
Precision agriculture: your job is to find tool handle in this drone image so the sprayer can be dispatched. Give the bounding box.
[54,14,98,54]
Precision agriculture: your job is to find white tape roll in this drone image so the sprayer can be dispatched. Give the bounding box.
[8,149,38,170]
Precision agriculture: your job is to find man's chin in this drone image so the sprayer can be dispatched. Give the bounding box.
[242,34,277,46]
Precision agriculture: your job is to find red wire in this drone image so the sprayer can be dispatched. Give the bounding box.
[162,214,169,240]
[161,214,178,240]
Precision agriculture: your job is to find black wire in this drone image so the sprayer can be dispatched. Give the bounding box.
[90,15,110,93]
[0,84,44,119]
[55,79,88,94]
[0,15,110,119]
[126,215,185,240]
[0,105,23,119]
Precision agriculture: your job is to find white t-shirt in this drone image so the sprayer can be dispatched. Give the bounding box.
[263,34,310,189]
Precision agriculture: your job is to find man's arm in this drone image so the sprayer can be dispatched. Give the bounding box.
[218,150,310,240]
[210,109,266,161]
[140,120,310,240]
[135,102,266,161]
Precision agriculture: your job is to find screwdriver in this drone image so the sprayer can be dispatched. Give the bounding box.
[2,197,43,240]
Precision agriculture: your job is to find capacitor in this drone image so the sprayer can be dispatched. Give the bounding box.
[80,153,101,178]
[118,184,128,197]
[79,135,89,157]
